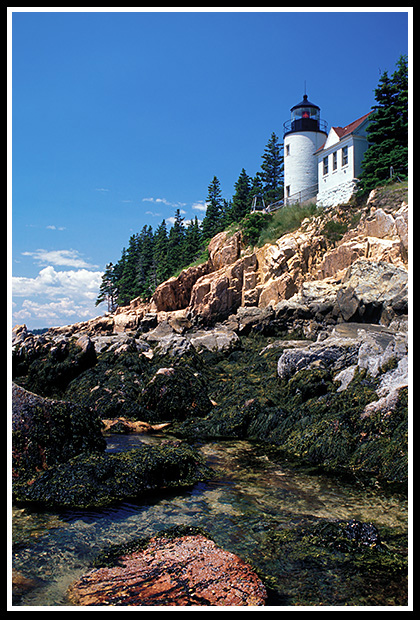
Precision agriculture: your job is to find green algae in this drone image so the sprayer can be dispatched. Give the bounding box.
[174,335,408,486]
[13,331,408,491]
[13,339,97,399]
[255,518,408,606]
[13,443,212,510]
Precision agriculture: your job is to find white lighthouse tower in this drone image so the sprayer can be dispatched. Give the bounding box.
[283,94,328,205]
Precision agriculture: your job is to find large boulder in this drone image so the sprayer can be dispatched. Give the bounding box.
[273,259,408,336]
[188,326,240,354]
[12,331,97,397]
[12,383,106,483]
[150,263,209,313]
[68,530,267,606]
[316,202,408,279]
[13,443,210,510]
[336,259,408,325]
[208,230,241,271]
[277,322,408,418]
[140,366,213,423]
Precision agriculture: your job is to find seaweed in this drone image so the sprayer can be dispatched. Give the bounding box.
[256,518,408,606]
[13,443,213,510]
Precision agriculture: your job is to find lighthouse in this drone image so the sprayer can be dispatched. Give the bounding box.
[283,94,328,205]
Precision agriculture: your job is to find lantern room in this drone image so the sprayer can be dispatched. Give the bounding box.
[283,94,327,136]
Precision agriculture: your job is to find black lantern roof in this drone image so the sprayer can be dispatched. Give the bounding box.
[290,94,320,112]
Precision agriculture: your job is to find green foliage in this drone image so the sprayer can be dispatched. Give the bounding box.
[359,54,408,192]
[259,132,284,204]
[258,202,319,246]
[240,212,271,246]
[201,176,224,240]
[230,168,251,222]
[321,219,349,244]
[240,202,319,248]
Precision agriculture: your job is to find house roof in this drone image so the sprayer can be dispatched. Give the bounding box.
[314,111,372,155]
[332,111,372,139]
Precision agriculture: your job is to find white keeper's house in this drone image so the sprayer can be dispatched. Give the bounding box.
[282,93,372,208]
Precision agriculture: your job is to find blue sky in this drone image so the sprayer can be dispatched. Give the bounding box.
[9,8,411,329]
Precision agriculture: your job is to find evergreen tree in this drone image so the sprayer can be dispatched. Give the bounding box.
[201,176,223,240]
[118,234,141,304]
[260,132,284,205]
[184,216,202,263]
[249,172,264,202]
[136,225,154,298]
[359,54,408,191]
[167,209,185,273]
[153,220,171,285]
[220,198,233,229]
[231,168,251,221]
[96,262,118,312]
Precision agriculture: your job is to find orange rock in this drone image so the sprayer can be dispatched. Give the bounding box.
[68,534,267,606]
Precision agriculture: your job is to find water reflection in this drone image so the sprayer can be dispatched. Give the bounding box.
[12,436,408,606]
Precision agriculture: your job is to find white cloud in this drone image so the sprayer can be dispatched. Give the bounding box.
[12,266,105,329]
[192,201,208,212]
[12,266,103,299]
[22,249,98,269]
[46,225,66,231]
[13,298,102,323]
[142,197,187,209]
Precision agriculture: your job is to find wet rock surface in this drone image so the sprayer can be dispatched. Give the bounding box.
[68,531,267,606]
[12,383,106,483]
[13,442,211,509]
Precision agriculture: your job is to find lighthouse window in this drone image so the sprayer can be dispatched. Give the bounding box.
[323,156,329,175]
[342,146,348,166]
[286,144,290,156]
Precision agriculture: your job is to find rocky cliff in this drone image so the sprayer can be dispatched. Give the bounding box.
[12,185,409,491]
[45,185,407,338]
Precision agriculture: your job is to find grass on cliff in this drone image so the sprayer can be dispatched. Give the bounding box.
[240,202,320,248]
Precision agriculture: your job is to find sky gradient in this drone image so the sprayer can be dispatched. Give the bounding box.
[10,8,411,329]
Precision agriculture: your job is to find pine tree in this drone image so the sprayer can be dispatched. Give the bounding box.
[118,234,141,305]
[359,55,408,191]
[96,262,118,312]
[184,216,203,263]
[260,132,284,205]
[136,225,154,298]
[167,209,185,273]
[153,220,171,285]
[231,168,251,221]
[201,176,223,241]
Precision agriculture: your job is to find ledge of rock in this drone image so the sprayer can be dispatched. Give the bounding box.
[68,532,267,606]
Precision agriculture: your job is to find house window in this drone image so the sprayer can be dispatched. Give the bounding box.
[286,144,290,156]
[332,151,337,171]
[323,156,329,175]
[342,146,348,166]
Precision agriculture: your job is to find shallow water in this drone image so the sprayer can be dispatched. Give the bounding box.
[11,434,408,607]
